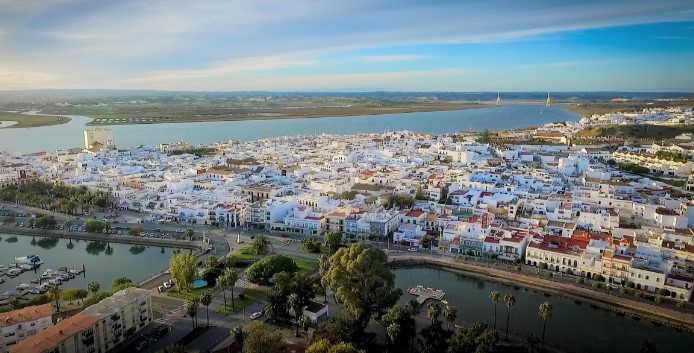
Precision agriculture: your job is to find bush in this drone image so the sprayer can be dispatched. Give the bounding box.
[576,278,585,284]
[538,262,548,270]
[634,291,642,298]
[300,238,321,253]
[26,294,50,306]
[592,281,601,288]
[564,268,573,275]
[513,258,522,265]
[658,288,671,296]
[516,265,522,272]
[84,292,111,306]
[677,301,686,310]
[594,274,605,282]
[626,281,635,288]
[247,255,298,286]
[619,287,627,294]
[655,295,664,304]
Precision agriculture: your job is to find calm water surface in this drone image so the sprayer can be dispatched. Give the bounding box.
[394,267,694,353]
[0,233,176,293]
[0,105,578,153]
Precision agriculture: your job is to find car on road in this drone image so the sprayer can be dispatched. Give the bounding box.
[408,247,419,252]
[152,325,169,339]
[250,311,263,320]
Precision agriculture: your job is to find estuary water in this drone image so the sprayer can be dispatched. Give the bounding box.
[394,267,694,353]
[0,233,176,294]
[0,104,578,153]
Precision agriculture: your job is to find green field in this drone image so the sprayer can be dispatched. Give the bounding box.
[293,256,318,273]
[0,113,71,128]
[231,244,264,261]
[217,288,266,314]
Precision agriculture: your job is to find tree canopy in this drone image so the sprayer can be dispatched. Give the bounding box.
[244,321,283,353]
[247,255,298,286]
[321,243,401,330]
[170,253,196,292]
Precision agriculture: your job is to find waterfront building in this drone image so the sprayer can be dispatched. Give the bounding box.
[10,288,152,353]
[83,128,115,151]
[0,304,53,353]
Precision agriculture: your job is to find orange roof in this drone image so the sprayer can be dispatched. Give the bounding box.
[405,210,425,218]
[10,313,99,353]
[0,304,52,327]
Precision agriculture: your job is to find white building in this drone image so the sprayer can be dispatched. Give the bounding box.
[0,304,53,353]
[83,128,115,150]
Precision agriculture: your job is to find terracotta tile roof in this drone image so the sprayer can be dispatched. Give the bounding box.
[0,304,52,327]
[405,210,425,217]
[10,313,99,353]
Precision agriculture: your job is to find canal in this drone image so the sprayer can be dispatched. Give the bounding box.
[393,267,694,353]
[0,233,179,294]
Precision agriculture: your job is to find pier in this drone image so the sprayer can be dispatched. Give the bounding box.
[407,285,445,304]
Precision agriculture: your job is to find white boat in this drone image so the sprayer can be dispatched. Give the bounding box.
[42,269,57,276]
[48,278,62,286]
[30,277,41,284]
[20,263,35,270]
[0,264,8,271]
[68,269,83,275]
[15,255,43,265]
[16,283,31,290]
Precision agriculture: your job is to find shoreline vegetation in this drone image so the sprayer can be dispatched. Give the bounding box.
[0,113,72,128]
[389,258,694,332]
[74,103,495,126]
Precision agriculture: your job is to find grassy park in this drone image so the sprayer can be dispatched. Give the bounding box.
[0,113,71,128]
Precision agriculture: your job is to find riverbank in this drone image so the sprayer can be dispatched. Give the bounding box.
[68,103,493,126]
[0,112,72,128]
[389,256,694,331]
[0,226,199,250]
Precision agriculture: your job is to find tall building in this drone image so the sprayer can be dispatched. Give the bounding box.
[10,288,152,353]
[0,304,53,353]
[83,128,115,151]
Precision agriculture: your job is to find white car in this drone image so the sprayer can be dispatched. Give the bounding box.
[250,311,263,320]
[408,247,419,252]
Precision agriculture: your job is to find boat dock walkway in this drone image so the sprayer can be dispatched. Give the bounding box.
[407,285,445,304]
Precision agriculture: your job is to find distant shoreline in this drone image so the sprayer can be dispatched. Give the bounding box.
[79,103,496,126]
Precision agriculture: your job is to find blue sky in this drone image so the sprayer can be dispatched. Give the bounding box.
[0,0,693,91]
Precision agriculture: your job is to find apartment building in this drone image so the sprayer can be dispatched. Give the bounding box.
[0,304,53,353]
[10,288,152,353]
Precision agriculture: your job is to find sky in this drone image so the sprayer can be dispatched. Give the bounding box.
[1,0,694,92]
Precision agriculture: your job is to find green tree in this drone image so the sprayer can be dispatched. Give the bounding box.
[231,326,245,353]
[185,297,200,329]
[321,243,401,331]
[245,321,283,353]
[312,310,359,346]
[200,291,212,328]
[88,281,100,296]
[417,322,450,353]
[318,254,331,303]
[448,322,498,353]
[129,226,144,236]
[443,304,457,330]
[301,237,322,253]
[299,315,311,340]
[387,322,400,349]
[306,340,362,353]
[185,228,195,241]
[252,234,270,255]
[247,255,298,286]
[479,129,493,143]
[83,220,106,233]
[170,253,196,293]
[84,292,110,306]
[48,286,62,312]
[381,304,414,349]
[288,293,302,337]
[205,255,218,270]
[324,232,342,254]
[10,298,21,310]
[489,291,500,330]
[504,294,516,340]
[538,302,552,352]
[61,288,88,305]
[218,268,238,311]
[111,277,134,292]
[427,303,442,326]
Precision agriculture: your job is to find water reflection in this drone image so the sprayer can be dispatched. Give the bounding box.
[129,245,146,255]
[35,237,58,249]
[85,241,108,255]
[6,236,18,242]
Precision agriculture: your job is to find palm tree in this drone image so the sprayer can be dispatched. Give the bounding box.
[200,291,212,328]
[504,294,516,340]
[87,281,100,296]
[186,298,200,329]
[538,302,553,352]
[218,268,238,311]
[298,315,311,341]
[387,322,400,350]
[443,304,457,330]
[426,303,442,326]
[48,287,62,312]
[185,228,194,242]
[287,293,301,337]
[489,291,500,330]
[231,326,245,352]
[318,254,330,303]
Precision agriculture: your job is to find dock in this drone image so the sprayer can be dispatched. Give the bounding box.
[407,285,445,304]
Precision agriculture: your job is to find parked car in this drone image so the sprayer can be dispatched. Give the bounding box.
[250,311,263,319]
[408,247,419,252]
[152,325,169,339]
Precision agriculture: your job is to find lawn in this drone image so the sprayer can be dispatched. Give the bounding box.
[0,113,71,128]
[293,256,318,273]
[166,287,209,301]
[217,288,266,314]
[232,244,265,261]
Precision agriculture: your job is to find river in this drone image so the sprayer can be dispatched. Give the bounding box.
[393,267,694,353]
[0,104,578,153]
[0,233,178,295]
